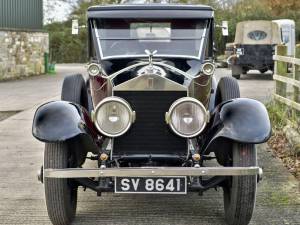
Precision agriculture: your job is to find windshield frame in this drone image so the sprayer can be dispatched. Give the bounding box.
[91,19,209,60]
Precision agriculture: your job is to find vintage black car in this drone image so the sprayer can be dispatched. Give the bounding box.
[32,4,271,225]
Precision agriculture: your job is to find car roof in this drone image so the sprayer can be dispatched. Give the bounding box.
[87,4,214,19]
[272,19,295,26]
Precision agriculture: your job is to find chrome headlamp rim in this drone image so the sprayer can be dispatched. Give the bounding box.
[166,97,208,138]
[87,63,101,77]
[201,62,215,76]
[93,96,135,137]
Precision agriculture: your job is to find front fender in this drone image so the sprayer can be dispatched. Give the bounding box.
[204,98,271,150]
[32,101,98,142]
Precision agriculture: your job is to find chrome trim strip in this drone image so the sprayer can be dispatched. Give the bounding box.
[100,54,201,61]
[113,74,187,92]
[198,27,207,60]
[154,62,196,80]
[93,20,104,59]
[44,166,261,178]
[107,62,149,80]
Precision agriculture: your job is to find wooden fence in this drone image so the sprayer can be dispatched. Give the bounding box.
[273,44,300,115]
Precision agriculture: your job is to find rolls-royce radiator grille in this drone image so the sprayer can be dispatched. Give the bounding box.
[113,91,187,155]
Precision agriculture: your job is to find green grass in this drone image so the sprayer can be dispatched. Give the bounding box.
[266,100,299,130]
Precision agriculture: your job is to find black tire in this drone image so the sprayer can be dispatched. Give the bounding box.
[223,143,257,225]
[231,65,242,79]
[215,77,240,106]
[232,74,241,79]
[259,68,268,74]
[61,74,88,110]
[44,143,77,225]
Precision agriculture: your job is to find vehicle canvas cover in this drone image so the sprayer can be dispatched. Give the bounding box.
[234,20,281,45]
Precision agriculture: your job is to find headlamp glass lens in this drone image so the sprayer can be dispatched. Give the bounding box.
[169,100,207,137]
[96,100,131,136]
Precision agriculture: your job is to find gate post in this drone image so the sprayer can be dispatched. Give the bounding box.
[293,44,300,103]
[275,45,288,98]
[293,44,300,118]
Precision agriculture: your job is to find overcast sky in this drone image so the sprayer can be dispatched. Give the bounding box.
[43,0,75,24]
[42,0,174,23]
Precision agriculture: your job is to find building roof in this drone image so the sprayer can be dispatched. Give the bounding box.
[87,4,214,19]
[0,0,43,31]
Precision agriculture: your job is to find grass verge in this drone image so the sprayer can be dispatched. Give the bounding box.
[266,100,300,179]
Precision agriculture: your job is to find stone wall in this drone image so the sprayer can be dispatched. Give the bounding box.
[0,30,49,80]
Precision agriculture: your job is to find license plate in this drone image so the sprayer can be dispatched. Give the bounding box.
[115,176,187,194]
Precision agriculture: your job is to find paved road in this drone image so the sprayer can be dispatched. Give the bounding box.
[216,69,274,102]
[0,64,86,112]
[0,65,299,225]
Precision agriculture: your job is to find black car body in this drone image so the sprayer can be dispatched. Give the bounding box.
[32,4,271,225]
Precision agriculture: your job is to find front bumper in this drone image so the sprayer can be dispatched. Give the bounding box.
[44,166,262,178]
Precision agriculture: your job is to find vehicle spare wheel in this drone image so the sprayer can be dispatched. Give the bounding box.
[259,68,268,73]
[44,142,78,225]
[61,74,89,110]
[232,74,240,79]
[242,68,248,74]
[231,65,242,79]
[223,143,257,225]
[215,76,240,106]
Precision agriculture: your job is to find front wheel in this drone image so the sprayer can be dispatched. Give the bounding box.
[215,76,240,107]
[223,143,257,225]
[44,142,78,225]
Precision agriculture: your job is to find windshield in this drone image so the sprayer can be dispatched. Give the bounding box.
[93,19,208,59]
